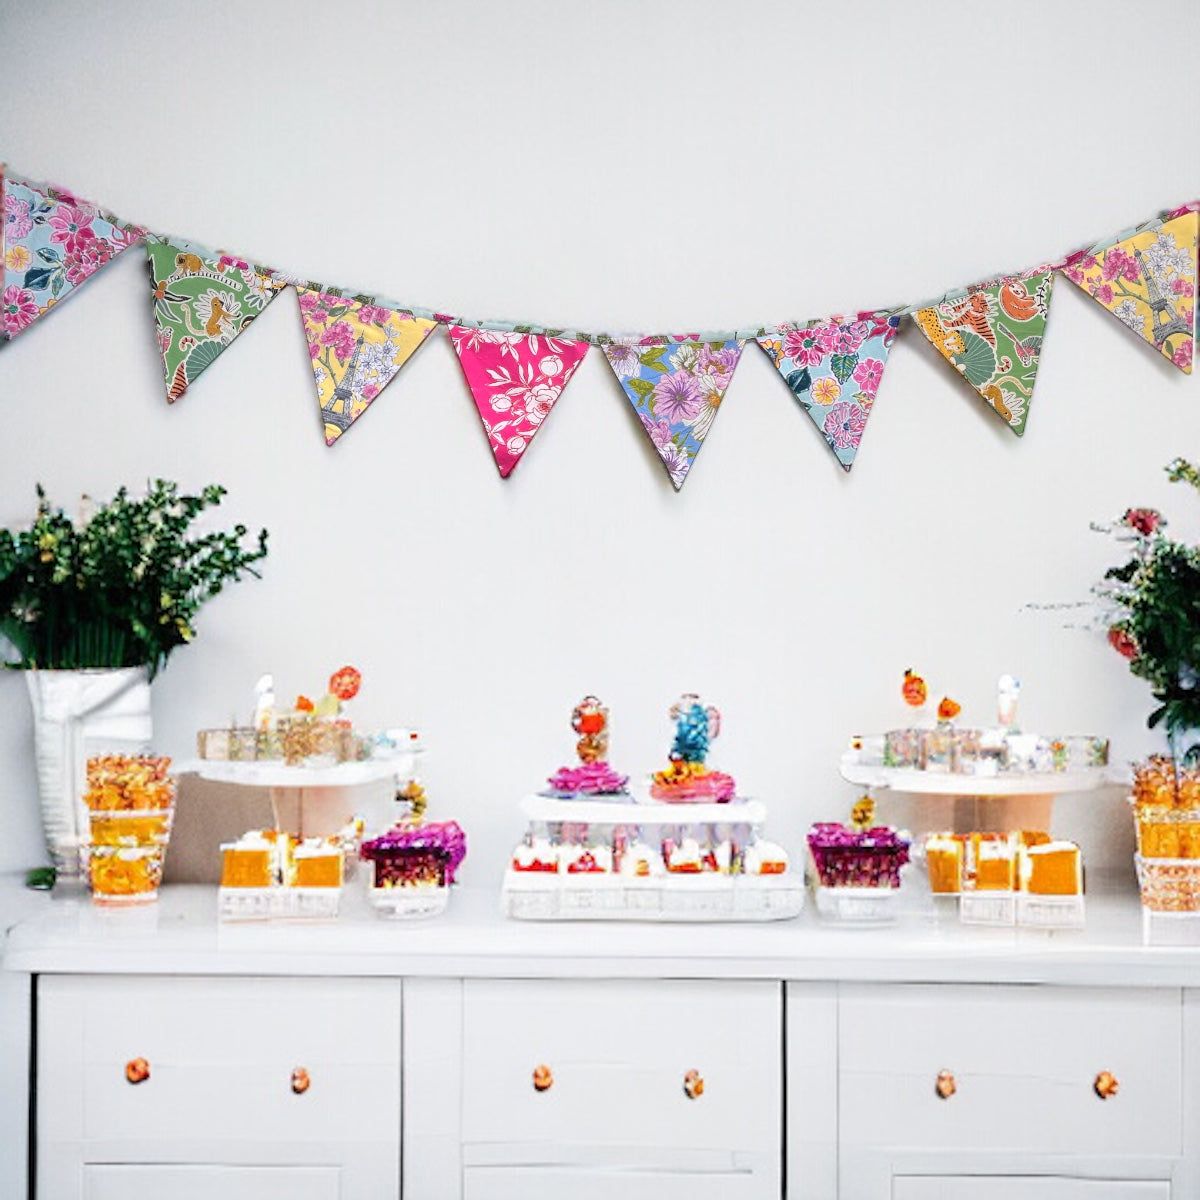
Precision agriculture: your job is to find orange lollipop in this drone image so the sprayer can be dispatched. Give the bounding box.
[902,669,927,708]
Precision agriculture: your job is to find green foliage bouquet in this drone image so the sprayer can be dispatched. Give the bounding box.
[1098,458,1200,757]
[0,480,268,677]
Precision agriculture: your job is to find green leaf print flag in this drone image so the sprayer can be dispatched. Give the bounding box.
[146,238,285,402]
[912,268,1054,437]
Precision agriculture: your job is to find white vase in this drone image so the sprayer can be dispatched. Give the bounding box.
[24,667,153,877]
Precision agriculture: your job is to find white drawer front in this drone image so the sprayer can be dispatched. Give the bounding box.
[892,1178,1170,1200]
[40,975,400,1150]
[840,984,1182,1159]
[462,979,780,1156]
[84,1164,340,1200]
[464,1162,768,1200]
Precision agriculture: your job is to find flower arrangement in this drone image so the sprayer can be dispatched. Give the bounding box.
[0,480,268,676]
[1097,458,1200,759]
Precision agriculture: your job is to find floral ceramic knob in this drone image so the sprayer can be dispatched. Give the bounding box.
[683,1068,704,1099]
[125,1057,150,1085]
[532,1064,553,1092]
[1094,1070,1119,1100]
[291,1067,311,1095]
[935,1069,956,1099]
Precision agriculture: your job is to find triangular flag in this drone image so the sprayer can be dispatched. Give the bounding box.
[1062,211,1196,374]
[603,336,744,490]
[912,268,1054,437]
[146,238,285,402]
[449,326,590,477]
[3,168,142,341]
[757,312,900,471]
[297,287,437,445]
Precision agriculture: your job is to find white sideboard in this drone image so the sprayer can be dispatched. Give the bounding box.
[5,879,1200,1199]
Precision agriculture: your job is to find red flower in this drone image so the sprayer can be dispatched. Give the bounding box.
[1108,627,1139,660]
[294,694,315,713]
[1122,508,1163,537]
[329,666,361,701]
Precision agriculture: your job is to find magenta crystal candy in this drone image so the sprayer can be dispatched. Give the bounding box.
[806,822,910,888]
[546,761,630,797]
[360,820,467,883]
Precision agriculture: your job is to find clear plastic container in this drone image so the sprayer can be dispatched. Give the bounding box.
[87,844,166,905]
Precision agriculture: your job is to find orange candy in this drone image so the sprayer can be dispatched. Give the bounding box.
[328,666,362,701]
[937,697,962,721]
[902,669,927,708]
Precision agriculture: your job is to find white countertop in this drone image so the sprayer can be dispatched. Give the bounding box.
[5,873,1200,986]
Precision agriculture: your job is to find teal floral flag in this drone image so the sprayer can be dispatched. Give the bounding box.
[3,167,143,341]
[146,237,285,401]
[756,312,900,471]
[912,269,1054,437]
[602,336,744,490]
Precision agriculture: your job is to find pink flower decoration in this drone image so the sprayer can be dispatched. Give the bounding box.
[362,383,380,401]
[320,320,357,361]
[47,204,97,255]
[356,304,392,326]
[1172,277,1193,295]
[1065,266,1085,285]
[308,340,321,360]
[1173,340,1193,371]
[3,284,39,335]
[4,194,33,239]
[217,254,250,271]
[658,442,691,488]
[64,241,112,286]
[782,326,824,366]
[697,342,739,379]
[1092,283,1114,305]
[298,291,325,315]
[652,370,702,424]
[852,357,884,397]
[824,401,867,450]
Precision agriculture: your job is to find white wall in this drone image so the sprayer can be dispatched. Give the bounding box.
[2,0,1198,882]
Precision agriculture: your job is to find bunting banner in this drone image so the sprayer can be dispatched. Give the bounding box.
[147,238,285,402]
[449,326,589,477]
[756,312,900,472]
[603,336,744,490]
[2,167,142,341]
[298,287,437,446]
[912,268,1054,437]
[1,161,1197,485]
[1062,210,1196,374]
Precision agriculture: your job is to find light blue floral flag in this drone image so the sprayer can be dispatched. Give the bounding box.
[756,312,900,471]
[3,167,143,341]
[602,336,745,490]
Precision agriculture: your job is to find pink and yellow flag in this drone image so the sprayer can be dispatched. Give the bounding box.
[298,287,437,445]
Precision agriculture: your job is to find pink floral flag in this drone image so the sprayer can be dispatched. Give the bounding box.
[3,167,143,341]
[297,287,438,445]
[602,336,745,490]
[1061,210,1196,374]
[449,326,590,477]
[756,313,900,471]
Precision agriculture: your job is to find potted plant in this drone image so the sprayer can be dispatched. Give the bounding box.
[1096,457,1200,765]
[0,479,268,874]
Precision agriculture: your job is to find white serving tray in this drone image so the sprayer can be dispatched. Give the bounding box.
[218,886,341,921]
[179,755,419,788]
[839,752,1109,797]
[519,792,766,826]
[501,870,802,922]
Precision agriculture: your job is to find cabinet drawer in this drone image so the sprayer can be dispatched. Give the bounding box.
[84,1164,340,1200]
[840,984,1182,1159]
[464,1162,766,1200]
[893,1178,1169,1199]
[39,975,400,1150]
[461,979,780,1156]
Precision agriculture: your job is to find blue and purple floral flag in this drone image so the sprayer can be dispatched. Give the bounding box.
[2,167,143,341]
[756,312,900,471]
[602,336,744,490]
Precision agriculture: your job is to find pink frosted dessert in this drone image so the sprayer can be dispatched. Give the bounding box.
[546,761,629,798]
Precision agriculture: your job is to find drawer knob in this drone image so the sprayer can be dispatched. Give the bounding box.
[125,1057,150,1085]
[532,1064,553,1092]
[683,1069,704,1099]
[291,1067,311,1095]
[1094,1070,1119,1100]
[935,1069,956,1099]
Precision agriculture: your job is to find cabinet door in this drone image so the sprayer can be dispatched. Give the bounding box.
[463,1162,769,1200]
[83,1164,340,1200]
[892,1178,1170,1199]
[39,975,400,1200]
